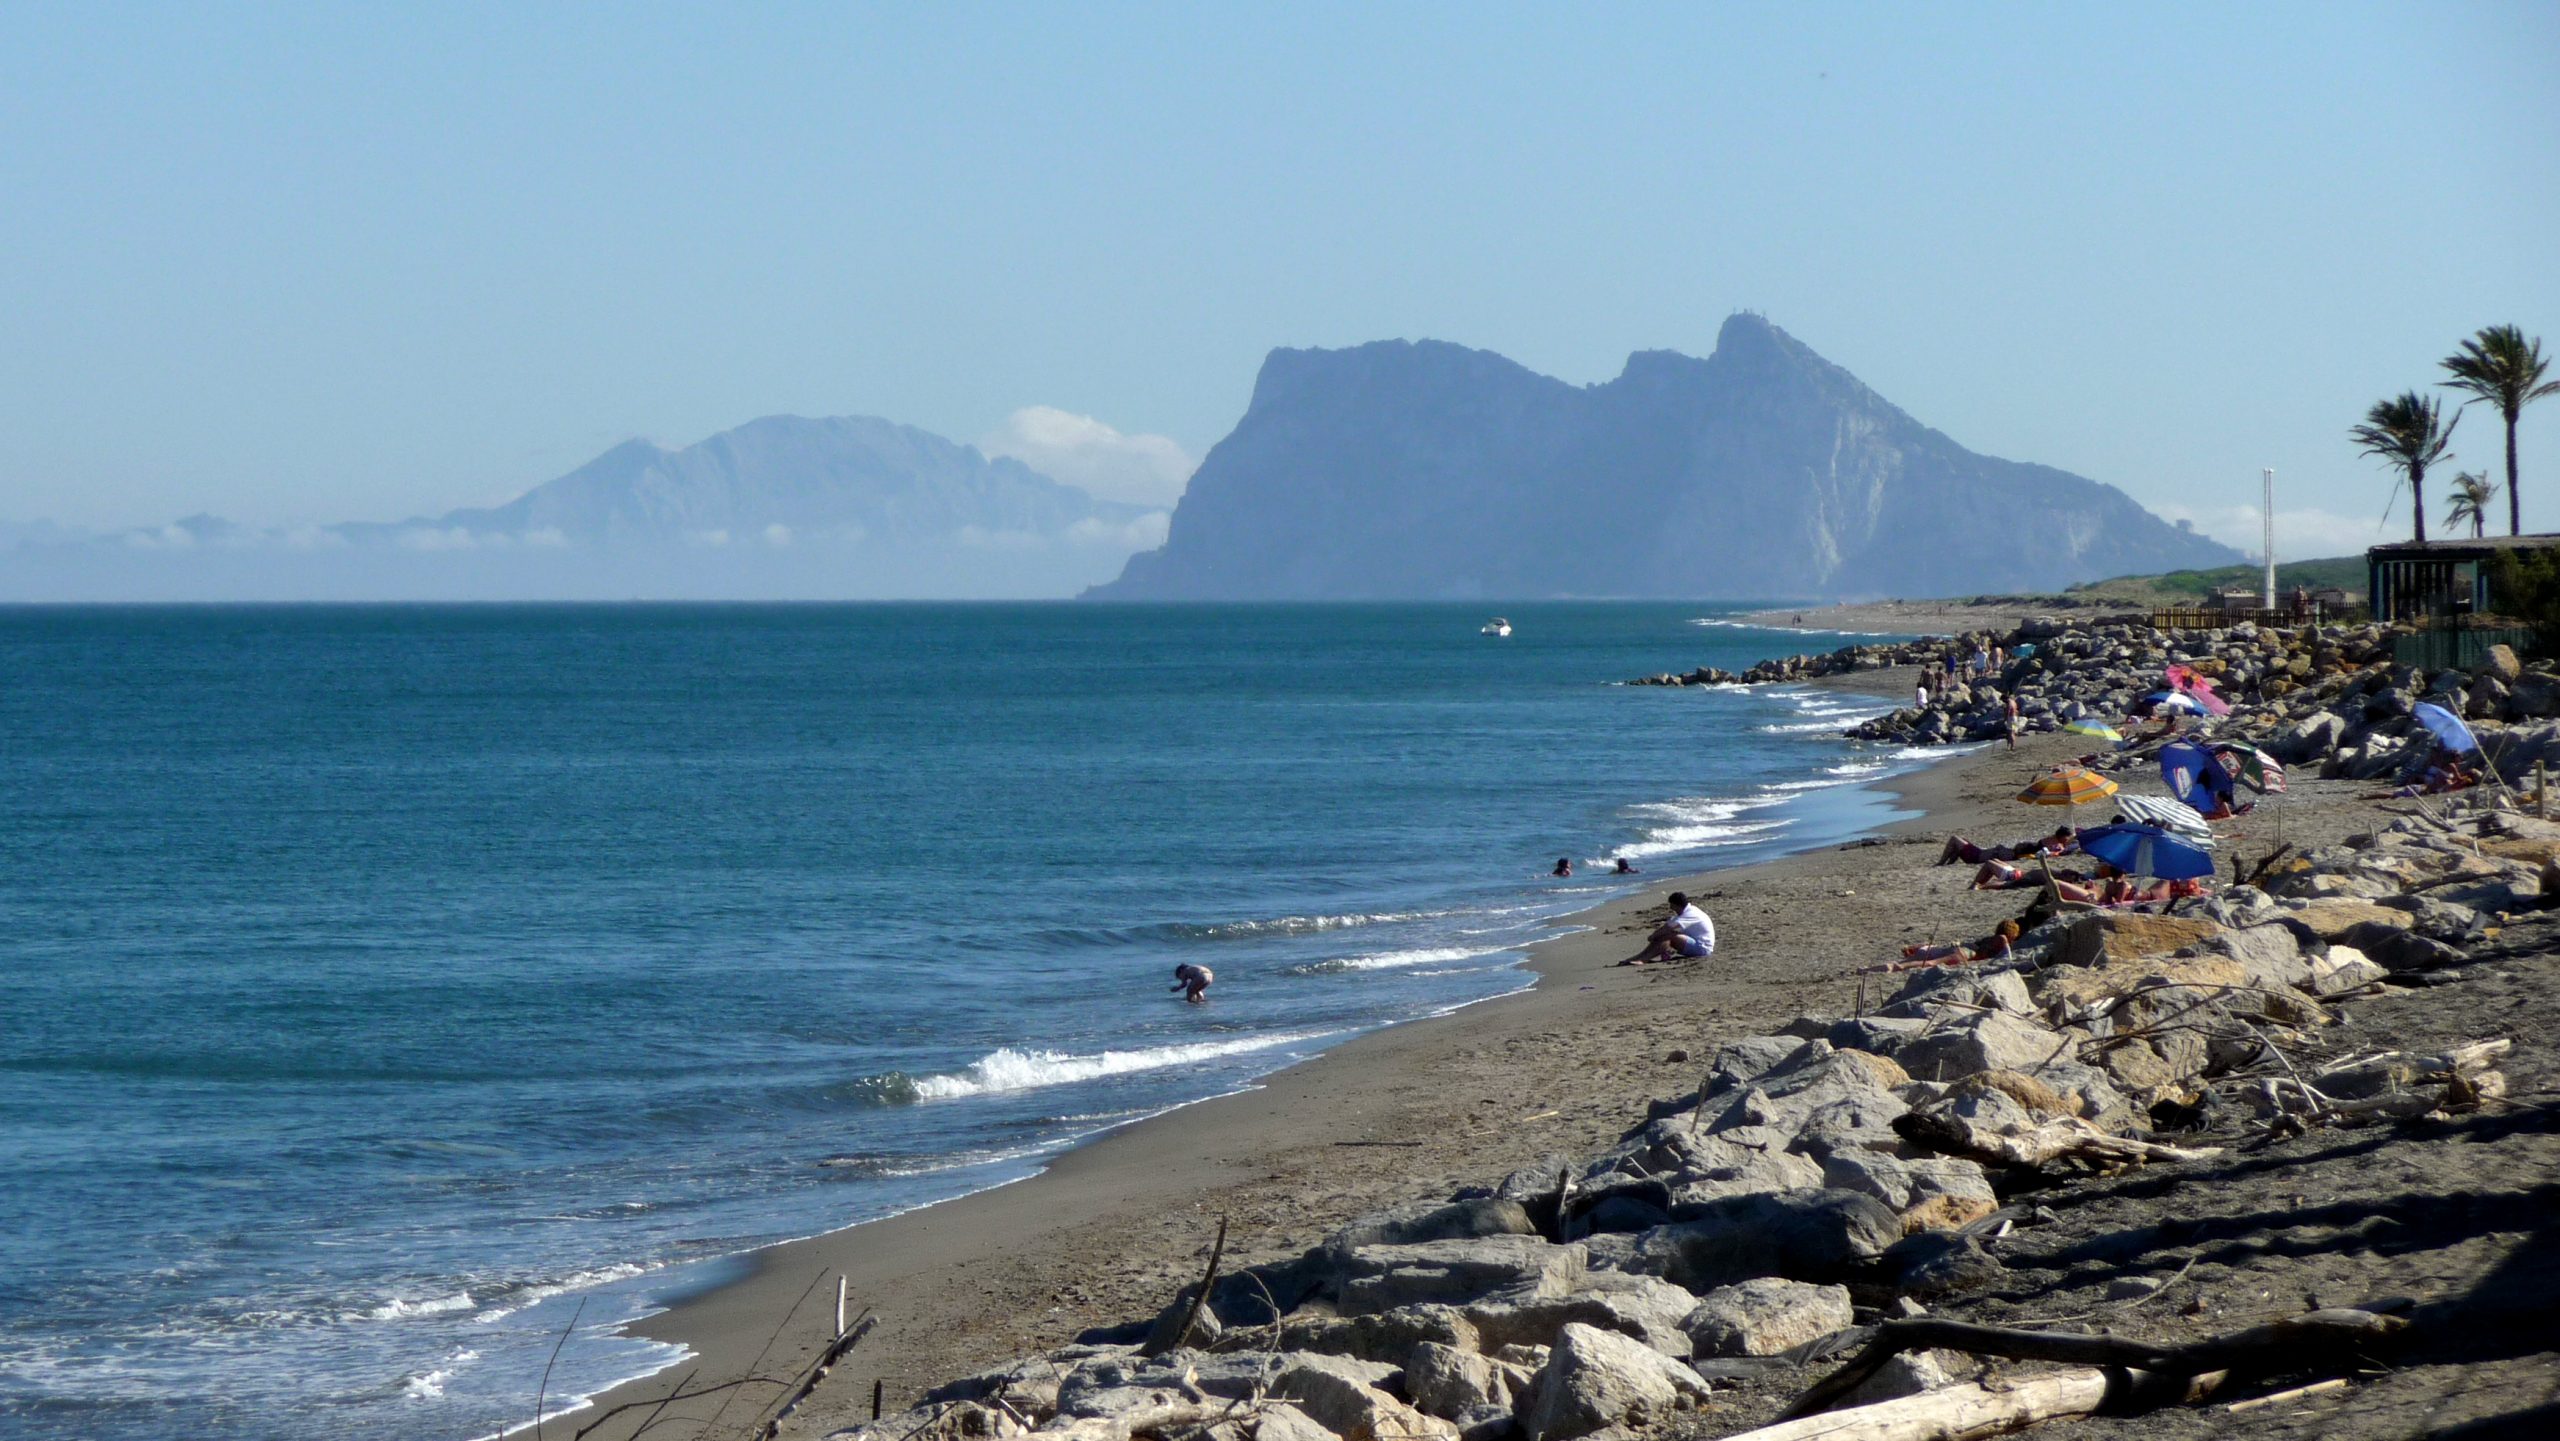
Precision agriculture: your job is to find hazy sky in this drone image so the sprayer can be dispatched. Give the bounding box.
[3,2,2555,557]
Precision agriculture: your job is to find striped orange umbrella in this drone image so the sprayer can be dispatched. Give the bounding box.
[2016,765,2120,806]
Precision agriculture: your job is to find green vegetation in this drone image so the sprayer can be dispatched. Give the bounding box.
[2064,554,2367,604]
[2351,391,2459,543]
[2441,325,2560,537]
[2446,471,2498,539]
[2486,547,2560,656]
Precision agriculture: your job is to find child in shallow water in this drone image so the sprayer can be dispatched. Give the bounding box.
[1170,963,1213,1003]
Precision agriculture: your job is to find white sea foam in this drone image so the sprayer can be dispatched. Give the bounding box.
[1758,719,1850,734]
[1685,619,1910,638]
[471,1264,651,1322]
[400,1350,477,1401]
[1616,817,1792,860]
[1295,945,1506,975]
[360,1292,474,1323]
[914,1031,1334,1100]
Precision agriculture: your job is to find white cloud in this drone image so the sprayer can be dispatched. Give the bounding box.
[763,523,793,547]
[395,526,479,552]
[980,406,1197,507]
[2158,503,2395,561]
[1065,511,1172,550]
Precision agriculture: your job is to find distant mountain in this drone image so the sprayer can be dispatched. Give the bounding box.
[354,414,1150,548]
[4,415,1166,601]
[1087,315,2240,601]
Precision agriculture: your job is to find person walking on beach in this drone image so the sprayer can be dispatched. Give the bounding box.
[2003,691,2020,749]
[1620,892,1715,966]
[1171,963,1214,1003]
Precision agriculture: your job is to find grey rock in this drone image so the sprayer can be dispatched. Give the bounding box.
[2205,925,2312,993]
[1521,1323,1712,1441]
[1405,1342,1533,1420]
[1329,1198,1541,1256]
[1818,1149,1999,1230]
[1336,1237,1588,1316]
[1892,1010,2068,1083]
[1466,1272,1700,1357]
[1254,1404,1345,1441]
[1681,1278,1855,1358]
[1875,967,2036,1020]
[1884,1232,2006,1299]
[2309,945,2390,995]
[1269,1354,1452,1440]
[1627,1189,1902,1291]
[1838,1351,1957,1406]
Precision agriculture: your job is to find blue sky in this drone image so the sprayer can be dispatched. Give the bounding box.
[2,2,2554,557]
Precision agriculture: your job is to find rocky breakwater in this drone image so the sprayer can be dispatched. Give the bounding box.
[1625,635,1965,691]
[819,804,2535,1441]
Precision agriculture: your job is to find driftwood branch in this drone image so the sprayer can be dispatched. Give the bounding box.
[758,1313,878,1439]
[1779,1307,2407,1422]
[1142,1217,1229,1358]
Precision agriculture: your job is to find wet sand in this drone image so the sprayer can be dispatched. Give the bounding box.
[566,674,2392,1441]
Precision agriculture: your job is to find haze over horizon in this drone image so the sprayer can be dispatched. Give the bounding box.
[4,3,2556,587]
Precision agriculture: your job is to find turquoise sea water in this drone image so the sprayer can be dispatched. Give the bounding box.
[0,603,1931,1441]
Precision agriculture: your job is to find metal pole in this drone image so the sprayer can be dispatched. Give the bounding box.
[2262,468,2277,610]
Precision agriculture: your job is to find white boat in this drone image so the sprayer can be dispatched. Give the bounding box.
[1480,617,1512,638]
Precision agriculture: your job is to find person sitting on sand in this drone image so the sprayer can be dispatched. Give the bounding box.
[1870,919,2021,973]
[1552,857,1574,877]
[1937,827,2075,867]
[2382,754,2477,799]
[1170,963,1213,1003]
[1612,857,1639,874]
[1620,892,1715,966]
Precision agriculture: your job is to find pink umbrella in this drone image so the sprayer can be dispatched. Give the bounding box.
[2164,664,2232,716]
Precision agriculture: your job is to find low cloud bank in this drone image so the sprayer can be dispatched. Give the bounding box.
[980,406,1196,508]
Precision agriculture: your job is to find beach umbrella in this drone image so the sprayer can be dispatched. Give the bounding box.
[2063,718,2123,742]
[2210,742,2288,794]
[2141,690,2207,716]
[2017,766,2119,806]
[2076,822,2218,881]
[2413,701,2483,756]
[2114,793,2218,842]
[2159,741,2236,810]
[2165,665,2233,716]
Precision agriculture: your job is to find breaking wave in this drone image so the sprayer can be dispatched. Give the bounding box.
[911,1031,1335,1100]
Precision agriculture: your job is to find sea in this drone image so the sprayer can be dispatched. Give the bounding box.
[0,602,1943,1441]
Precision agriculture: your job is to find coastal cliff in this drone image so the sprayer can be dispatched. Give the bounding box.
[1087,315,2239,601]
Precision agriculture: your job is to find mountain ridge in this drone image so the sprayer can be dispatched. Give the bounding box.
[1089,314,2238,601]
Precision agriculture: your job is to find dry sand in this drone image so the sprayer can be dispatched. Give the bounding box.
[565,669,2559,1441]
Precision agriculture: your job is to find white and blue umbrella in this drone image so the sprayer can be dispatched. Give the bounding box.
[2413,701,2482,756]
[2114,794,2218,844]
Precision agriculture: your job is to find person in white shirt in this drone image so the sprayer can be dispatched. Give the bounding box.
[1620,892,1716,966]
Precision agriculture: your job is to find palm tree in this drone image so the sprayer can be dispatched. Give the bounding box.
[2351,391,2457,543]
[2440,325,2559,536]
[2445,470,2497,539]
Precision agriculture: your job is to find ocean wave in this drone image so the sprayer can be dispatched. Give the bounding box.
[359,1292,474,1323]
[1285,945,1507,976]
[1757,719,1850,734]
[1616,817,1792,860]
[1685,619,1911,637]
[399,1350,477,1401]
[469,1263,653,1322]
[1827,760,1888,776]
[912,1031,1334,1100]
[1022,908,1462,951]
[815,1144,1053,1181]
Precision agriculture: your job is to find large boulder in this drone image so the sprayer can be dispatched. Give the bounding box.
[1465,1272,1700,1358]
[1404,1342,1535,1421]
[1625,1189,1902,1291]
[1680,1278,1855,1358]
[1335,1238,1588,1316]
[2309,945,2390,996]
[1875,967,2036,1020]
[2204,924,2313,993]
[1891,1010,2069,1083]
[1210,1305,1480,1365]
[1269,1354,1455,1441]
[1520,1323,1712,1441]
[1327,1199,1540,1256]
[2058,913,2223,969]
[1817,1149,2000,1231]
[2278,898,2413,942]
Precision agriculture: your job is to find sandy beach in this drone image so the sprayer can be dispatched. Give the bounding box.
[562,670,2421,1441]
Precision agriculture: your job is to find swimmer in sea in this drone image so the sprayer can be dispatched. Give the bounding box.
[1612,858,1639,874]
[1553,857,1574,877]
[1171,962,1213,1003]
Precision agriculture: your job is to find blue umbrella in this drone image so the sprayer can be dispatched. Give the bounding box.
[2076,822,2218,881]
[2413,701,2482,756]
[2159,741,2235,810]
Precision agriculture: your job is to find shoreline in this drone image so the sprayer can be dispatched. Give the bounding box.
[561,665,2004,1440]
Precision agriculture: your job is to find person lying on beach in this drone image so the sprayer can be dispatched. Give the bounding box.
[1936,827,2075,867]
[2381,759,2477,798]
[1170,963,1213,1003]
[1971,859,2090,891]
[1619,892,1715,966]
[1869,919,2020,973]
